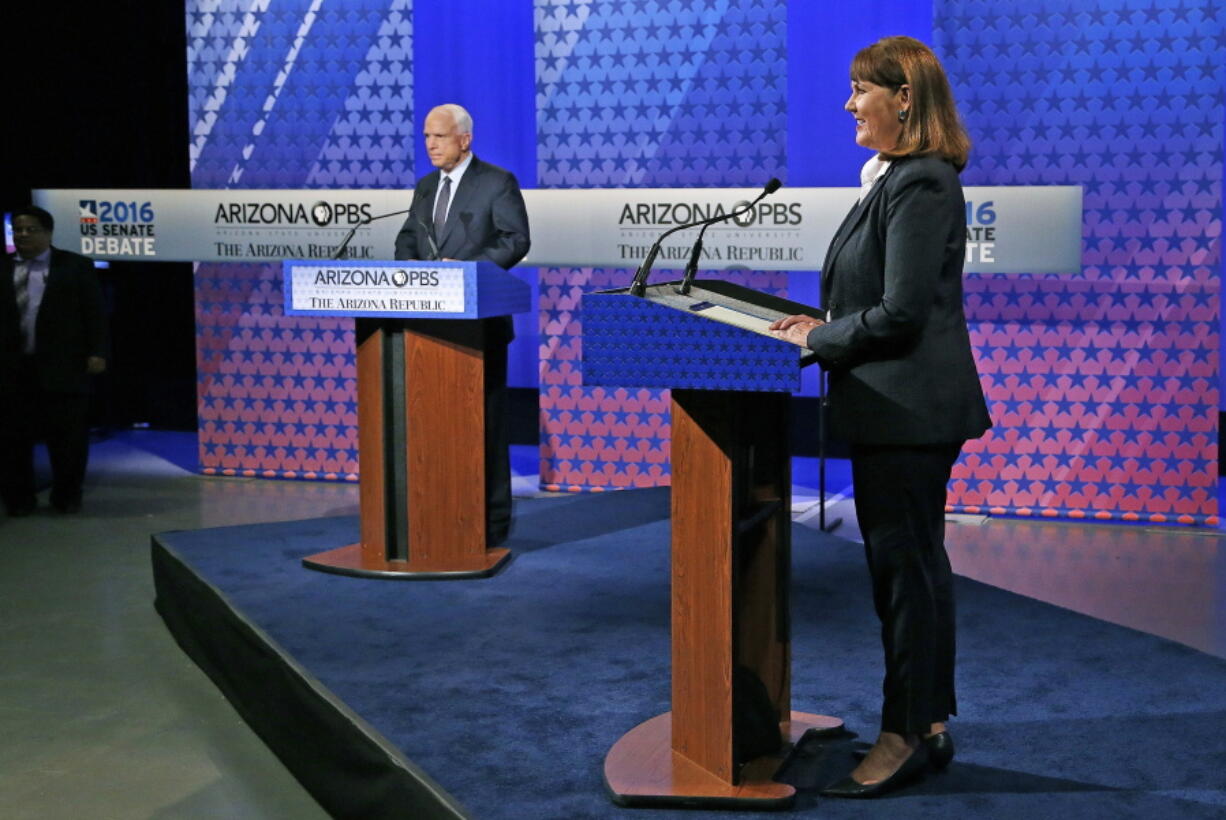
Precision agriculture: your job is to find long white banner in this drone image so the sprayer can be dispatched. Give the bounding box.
[32,185,1081,273]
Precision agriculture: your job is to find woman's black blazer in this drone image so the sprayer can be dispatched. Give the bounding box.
[805,154,992,445]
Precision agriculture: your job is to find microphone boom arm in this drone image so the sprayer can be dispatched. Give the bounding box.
[629,178,782,298]
[331,207,412,260]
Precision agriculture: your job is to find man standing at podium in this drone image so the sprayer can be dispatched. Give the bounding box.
[394,103,531,545]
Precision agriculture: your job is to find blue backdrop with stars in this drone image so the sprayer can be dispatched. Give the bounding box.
[937,0,1221,524]
[186,0,1220,525]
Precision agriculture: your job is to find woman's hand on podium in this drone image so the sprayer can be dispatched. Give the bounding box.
[769,314,823,347]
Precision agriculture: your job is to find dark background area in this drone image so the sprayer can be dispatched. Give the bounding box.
[4,3,196,430]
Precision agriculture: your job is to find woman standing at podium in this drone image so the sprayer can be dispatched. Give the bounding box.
[771,36,991,798]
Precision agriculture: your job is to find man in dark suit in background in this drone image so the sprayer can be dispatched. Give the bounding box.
[1,205,107,515]
[394,103,531,545]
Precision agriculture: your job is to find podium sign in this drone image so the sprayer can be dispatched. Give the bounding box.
[283,259,529,319]
[582,285,815,392]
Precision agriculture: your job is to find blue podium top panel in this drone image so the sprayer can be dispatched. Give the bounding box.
[581,290,808,393]
[282,260,530,319]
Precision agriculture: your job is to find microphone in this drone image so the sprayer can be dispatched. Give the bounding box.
[628,178,782,297]
[676,178,781,296]
[332,207,412,260]
[414,211,441,260]
[415,188,450,259]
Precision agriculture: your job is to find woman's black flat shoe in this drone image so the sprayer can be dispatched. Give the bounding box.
[852,731,955,770]
[820,744,929,799]
[925,731,954,770]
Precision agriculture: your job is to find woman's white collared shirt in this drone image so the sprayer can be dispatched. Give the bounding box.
[858,154,891,203]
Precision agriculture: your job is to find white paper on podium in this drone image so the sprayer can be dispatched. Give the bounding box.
[693,304,775,334]
[688,302,809,348]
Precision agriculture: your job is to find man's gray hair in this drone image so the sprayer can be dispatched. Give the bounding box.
[435,103,473,136]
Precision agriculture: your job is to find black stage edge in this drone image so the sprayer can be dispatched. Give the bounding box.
[151,535,471,820]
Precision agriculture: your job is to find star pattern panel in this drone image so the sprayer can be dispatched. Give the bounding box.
[936,0,1221,524]
[535,0,792,491]
[187,0,414,480]
[582,292,806,392]
[181,0,1221,527]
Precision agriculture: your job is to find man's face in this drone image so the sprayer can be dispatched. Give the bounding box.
[12,215,52,259]
[423,109,472,173]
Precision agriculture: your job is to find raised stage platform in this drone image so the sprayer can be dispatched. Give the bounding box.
[152,488,1226,818]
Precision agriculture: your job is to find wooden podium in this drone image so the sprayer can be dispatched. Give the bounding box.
[583,280,843,809]
[281,259,529,579]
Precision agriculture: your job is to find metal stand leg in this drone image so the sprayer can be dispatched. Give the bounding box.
[817,369,842,534]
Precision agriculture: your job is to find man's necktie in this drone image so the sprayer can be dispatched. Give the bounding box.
[433,176,452,232]
[14,262,30,323]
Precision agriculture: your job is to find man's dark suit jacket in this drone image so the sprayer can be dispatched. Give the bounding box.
[394,154,531,270]
[806,154,991,445]
[390,153,529,542]
[0,247,106,394]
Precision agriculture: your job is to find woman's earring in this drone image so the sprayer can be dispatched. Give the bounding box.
[898,108,909,122]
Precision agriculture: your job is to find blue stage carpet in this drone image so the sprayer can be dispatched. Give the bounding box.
[154,488,1226,818]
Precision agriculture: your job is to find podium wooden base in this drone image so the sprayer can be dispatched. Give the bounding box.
[301,543,512,580]
[604,711,844,810]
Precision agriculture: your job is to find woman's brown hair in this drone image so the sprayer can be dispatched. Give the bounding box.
[851,36,970,171]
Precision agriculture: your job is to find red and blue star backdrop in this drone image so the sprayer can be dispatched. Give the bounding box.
[938,0,1221,524]
[536,0,790,491]
[189,1,414,480]
[187,0,1221,525]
